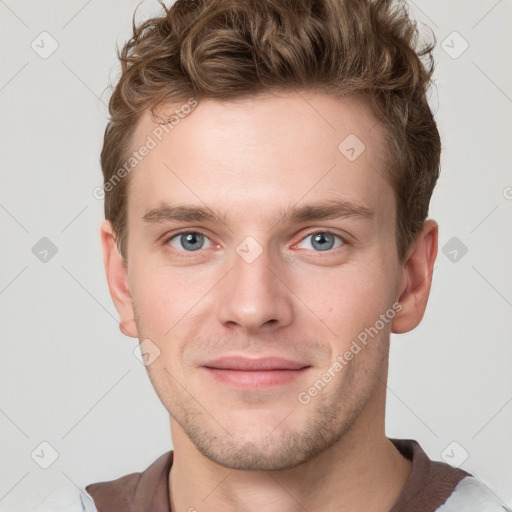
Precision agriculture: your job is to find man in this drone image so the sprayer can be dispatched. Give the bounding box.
[33,0,510,510]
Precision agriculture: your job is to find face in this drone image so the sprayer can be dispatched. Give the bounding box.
[115,91,408,470]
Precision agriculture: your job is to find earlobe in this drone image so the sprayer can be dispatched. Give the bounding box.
[391,220,438,334]
[99,220,139,339]
[119,318,138,338]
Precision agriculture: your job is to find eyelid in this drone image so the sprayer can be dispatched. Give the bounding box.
[163,229,207,243]
[163,229,216,248]
[298,228,347,243]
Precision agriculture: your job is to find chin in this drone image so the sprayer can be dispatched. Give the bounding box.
[196,438,316,471]
[186,414,344,472]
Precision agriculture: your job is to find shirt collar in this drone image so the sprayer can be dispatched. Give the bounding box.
[86,439,469,512]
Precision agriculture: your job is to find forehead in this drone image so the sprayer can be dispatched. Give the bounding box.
[126,91,393,228]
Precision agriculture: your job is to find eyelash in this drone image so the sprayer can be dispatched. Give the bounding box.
[163,229,347,255]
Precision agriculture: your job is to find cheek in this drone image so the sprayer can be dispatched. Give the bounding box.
[129,260,214,338]
[129,242,399,343]
[293,259,398,342]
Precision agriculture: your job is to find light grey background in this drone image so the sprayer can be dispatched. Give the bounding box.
[1,0,511,510]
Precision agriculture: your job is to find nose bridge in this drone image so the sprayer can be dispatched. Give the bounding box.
[216,237,293,332]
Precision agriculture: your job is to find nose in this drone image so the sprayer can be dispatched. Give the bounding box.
[216,243,294,334]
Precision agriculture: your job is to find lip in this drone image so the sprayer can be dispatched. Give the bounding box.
[203,356,309,371]
[202,357,311,389]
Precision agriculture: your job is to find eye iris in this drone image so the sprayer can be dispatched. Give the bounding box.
[311,232,335,251]
[181,232,204,251]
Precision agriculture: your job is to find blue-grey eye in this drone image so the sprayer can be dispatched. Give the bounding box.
[168,232,212,252]
[298,232,344,252]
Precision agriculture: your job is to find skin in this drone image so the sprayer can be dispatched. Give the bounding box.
[100,90,438,512]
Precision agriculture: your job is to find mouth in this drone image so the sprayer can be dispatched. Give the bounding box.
[201,356,312,389]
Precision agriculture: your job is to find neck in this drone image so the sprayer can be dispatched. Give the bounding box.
[168,409,412,512]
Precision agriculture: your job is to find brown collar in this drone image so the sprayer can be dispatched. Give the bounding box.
[86,451,174,512]
[85,439,469,512]
[389,439,469,511]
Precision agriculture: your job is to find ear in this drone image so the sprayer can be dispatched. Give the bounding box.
[391,219,438,334]
[99,220,139,338]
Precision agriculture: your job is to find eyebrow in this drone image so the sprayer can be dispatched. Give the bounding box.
[141,199,374,227]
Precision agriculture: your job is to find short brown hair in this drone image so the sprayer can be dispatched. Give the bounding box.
[101,0,440,263]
